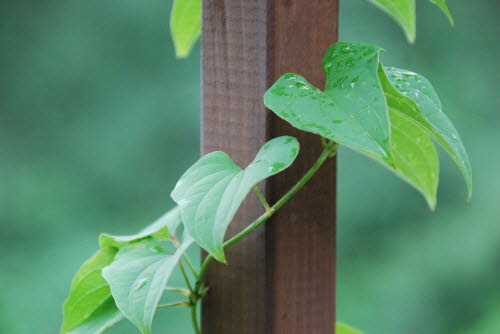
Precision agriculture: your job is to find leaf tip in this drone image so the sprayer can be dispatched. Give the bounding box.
[427,197,437,212]
[174,46,190,59]
[213,249,227,264]
[406,33,417,44]
[466,188,472,204]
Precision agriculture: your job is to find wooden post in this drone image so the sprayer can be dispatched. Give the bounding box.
[201,1,338,333]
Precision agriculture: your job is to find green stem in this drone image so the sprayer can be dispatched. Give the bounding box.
[190,303,201,334]
[182,254,200,280]
[196,141,337,290]
[178,260,195,295]
[165,286,190,296]
[253,185,271,213]
[186,141,337,333]
[157,301,190,309]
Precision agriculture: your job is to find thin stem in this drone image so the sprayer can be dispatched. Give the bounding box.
[253,185,271,213]
[190,303,201,334]
[164,286,190,296]
[196,141,338,287]
[172,236,200,279]
[157,301,190,309]
[178,260,195,295]
[182,254,200,280]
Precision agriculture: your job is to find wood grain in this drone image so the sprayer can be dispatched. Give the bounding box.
[201,1,338,333]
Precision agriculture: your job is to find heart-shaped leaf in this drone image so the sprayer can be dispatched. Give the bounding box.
[379,65,471,199]
[99,207,182,249]
[102,235,193,334]
[265,41,470,209]
[67,299,122,334]
[367,0,453,43]
[171,136,299,263]
[61,247,118,333]
[170,0,201,58]
[336,322,363,334]
[265,43,391,161]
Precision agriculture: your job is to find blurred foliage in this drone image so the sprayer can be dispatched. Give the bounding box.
[0,0,498,333]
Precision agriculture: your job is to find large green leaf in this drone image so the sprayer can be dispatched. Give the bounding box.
[336,322,363,334]
[67,299,122,334]
[264,43,391,161]
[102,236,193,334]
[170,0,201,58]
[61,248,118,333]
[367,0,453,43]
[384,110,439,210]
[265,41,470,208]
[99,207,182,249]
[379,65,471,199]
[171,136,299,263]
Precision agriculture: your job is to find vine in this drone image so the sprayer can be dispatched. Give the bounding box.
[60,1,469,334]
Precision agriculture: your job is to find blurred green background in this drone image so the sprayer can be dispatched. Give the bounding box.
[0,0,498,333]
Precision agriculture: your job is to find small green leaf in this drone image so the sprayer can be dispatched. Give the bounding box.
[265,42,391,161]
[102,236,193,334]
[428,0,454,27]
[171,136,299,263]
[336,322,363,334]
[368,0,416,42]
[367,0,454,43]
[61,248,118,333]
[67,299,122,334]
[99,207,182,249]
[383,110,439,210]
[379,65,471,199]
[170,0,201,58]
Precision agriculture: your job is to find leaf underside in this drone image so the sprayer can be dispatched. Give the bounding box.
[99,206,182,249]
[61,247,118,333]
[170,0,201,58]
[265,41,471,209]
[102,236,193,334]
[384,109,439,209]
[367,0,453,43]
[67,299,122,334]
[380,65,471,199]
[171,136,300,262]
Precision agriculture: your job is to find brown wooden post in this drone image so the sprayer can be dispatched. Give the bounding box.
[201,1,338,333]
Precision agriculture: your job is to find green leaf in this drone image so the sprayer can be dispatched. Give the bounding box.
[61,247,118,333]
[170,0,201,58]
[368,0,416,42]
[336,322,363,334]
[266,41,470,208]
[379,65,471,199]
[367,0,453,43]
[383,110,439,210]
[99,207,182,249]
[171,136,299,263]
[428,0,454,26]
[264,43,391,161]
[102,236,193,334]
[67,299,122,334]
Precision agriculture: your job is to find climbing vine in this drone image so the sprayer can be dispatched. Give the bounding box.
[60,1,469,334]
